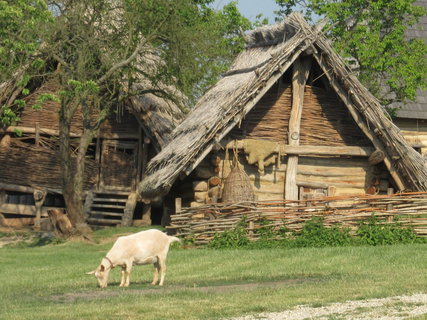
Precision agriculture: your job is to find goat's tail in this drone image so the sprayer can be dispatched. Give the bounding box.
[168,235,181,244]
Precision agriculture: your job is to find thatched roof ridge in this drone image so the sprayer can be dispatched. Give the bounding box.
[129,84,185,149]
[138,12,427,199]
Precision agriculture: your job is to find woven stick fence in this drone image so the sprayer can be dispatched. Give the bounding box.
[168,192,427,245]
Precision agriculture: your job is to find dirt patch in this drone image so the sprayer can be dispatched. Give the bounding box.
[50,277,320,303]
[0,233,36,248]
[230,293,427,320]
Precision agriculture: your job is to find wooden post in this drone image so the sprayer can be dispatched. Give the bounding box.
[33,190,47,230]
[142,137,150,173]
[35,122,40,147]
[386,187,394,223]
[285,57,311,200]
[175,198,182,214]
[0,190,5,206]
[141,203,152,225]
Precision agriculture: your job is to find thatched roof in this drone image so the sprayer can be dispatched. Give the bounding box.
[0,70,185,152]
[129,83,185,150]
[138,12,427,199]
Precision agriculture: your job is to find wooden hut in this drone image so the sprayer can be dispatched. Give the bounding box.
[138,13,427,218]
[0,73,184,229]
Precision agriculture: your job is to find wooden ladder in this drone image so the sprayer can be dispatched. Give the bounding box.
[85,191,137,228]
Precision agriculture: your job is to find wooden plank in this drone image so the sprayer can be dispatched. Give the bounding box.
[0,203,63,217]
[284,145,373,157]
[285,57,311,200]
[224,140,374,157]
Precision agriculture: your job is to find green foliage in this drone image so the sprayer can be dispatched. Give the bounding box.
[207,215,423,249]
[208,220,250,248]
[0,0,53,81]
[292,217,353,248]
[356,215,422,246]
[275,0,427,107]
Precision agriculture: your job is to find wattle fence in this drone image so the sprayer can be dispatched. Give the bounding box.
[167,192,427,245]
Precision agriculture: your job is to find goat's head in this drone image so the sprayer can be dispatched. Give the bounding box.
[86,259,112,288]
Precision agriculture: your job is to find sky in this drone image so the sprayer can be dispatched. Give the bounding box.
[211,0,280,23]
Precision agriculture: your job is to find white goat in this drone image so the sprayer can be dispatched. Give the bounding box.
[87,229,180,288]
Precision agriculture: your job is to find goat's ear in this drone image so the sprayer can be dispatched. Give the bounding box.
[100,264,105,272]
[86,270,96,275]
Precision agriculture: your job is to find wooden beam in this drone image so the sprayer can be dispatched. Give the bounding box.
[1,126,138,139]
[35,122,40,147]
[283,145,373,157]
[285,57,312,201]
[223,140,374,157]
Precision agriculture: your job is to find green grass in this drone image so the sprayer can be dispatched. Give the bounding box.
[1,228,427,319]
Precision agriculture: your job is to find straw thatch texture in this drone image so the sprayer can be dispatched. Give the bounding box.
[138,12,427,199]
[139,13,315,198]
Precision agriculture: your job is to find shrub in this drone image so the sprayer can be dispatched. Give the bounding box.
[292,217,353,248]
[208,220,250,249]
[356,216,421,246]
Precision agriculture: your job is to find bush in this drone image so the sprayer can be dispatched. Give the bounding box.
[208,220,250,249]
[207,215,424,249]
[292,217,353,248]
[356,216,421,246]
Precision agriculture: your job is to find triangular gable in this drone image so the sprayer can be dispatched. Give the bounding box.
[138,12,427,200]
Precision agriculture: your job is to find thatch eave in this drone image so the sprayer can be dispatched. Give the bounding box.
[138,12,427,200]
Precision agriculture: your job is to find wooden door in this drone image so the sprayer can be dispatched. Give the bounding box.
[99,140,138,190]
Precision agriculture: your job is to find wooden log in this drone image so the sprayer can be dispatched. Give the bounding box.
[193,181,208,192]
[175,198,182,214]
[285,57,311,201]
[0,215,34,227]
[208,186,221,198]
[285,145,373,157]
[194,191,207,203]
[0,134,11,149]
[47,209,72,236]
[208,176,221,187]
[368,149,386,165]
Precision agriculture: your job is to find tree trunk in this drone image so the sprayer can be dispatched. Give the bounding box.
[59,99,92,238]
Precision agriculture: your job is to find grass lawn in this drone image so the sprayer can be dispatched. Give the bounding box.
[1,227,427,320]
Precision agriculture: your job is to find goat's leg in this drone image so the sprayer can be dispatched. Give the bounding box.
[122,263,132,287]
[158,259,167,286]
[119,267,126,287]
[151,261,160,285]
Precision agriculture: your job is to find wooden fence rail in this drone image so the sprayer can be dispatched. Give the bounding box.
[167,192,427,245]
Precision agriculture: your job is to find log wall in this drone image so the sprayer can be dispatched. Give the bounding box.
[393,118,427,155]
[181,149,389,205]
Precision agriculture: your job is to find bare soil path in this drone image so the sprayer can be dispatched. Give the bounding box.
[230,293,427,320]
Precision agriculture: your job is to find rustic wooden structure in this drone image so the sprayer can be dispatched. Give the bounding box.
[138,13,427,220]
[0,74,184,229]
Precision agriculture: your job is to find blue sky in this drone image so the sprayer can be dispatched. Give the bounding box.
[211,0,280,23]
